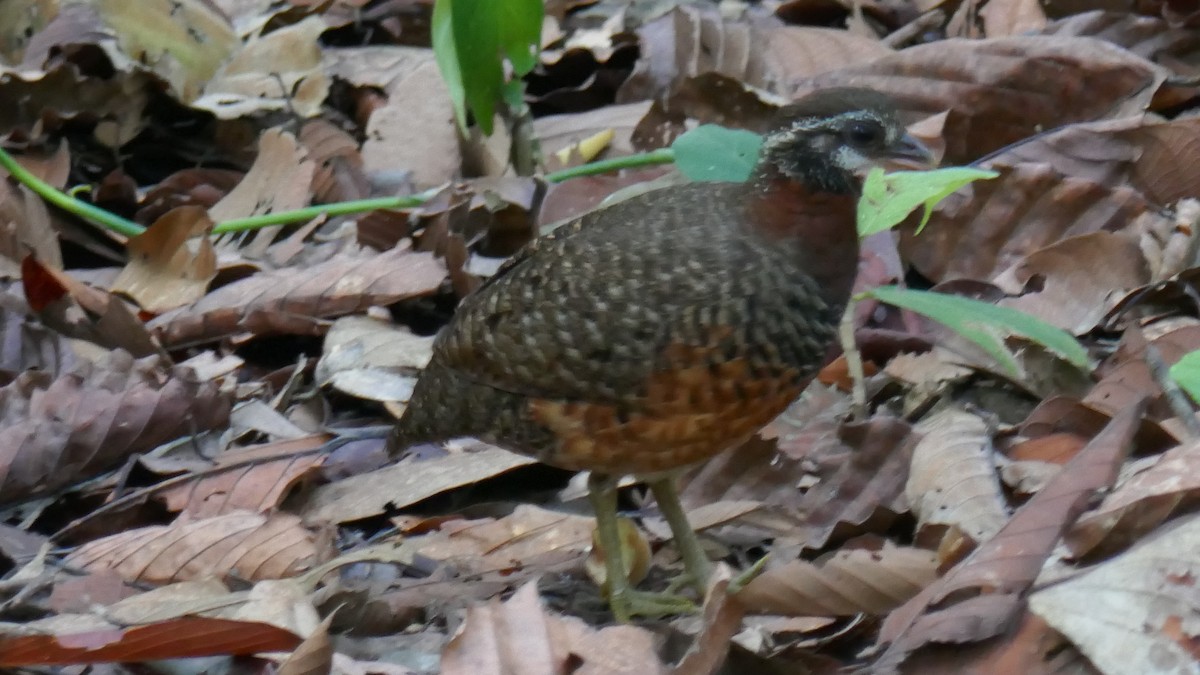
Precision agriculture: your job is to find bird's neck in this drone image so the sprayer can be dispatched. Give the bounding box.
[742,170,861,304]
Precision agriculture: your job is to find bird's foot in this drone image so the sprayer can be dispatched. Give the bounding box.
[609,587,698,623]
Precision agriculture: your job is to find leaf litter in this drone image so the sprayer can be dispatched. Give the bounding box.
[1,1,1200,673]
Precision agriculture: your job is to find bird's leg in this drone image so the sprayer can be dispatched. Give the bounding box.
[645,477,711,596]
[587,473,695,622]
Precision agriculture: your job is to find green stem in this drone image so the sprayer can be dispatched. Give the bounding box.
[544,148,675,183]
[0,145,144,237]
[0,142,676,239]
[211,193,438,234]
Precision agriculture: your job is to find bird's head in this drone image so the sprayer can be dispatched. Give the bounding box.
[755,88,935,194]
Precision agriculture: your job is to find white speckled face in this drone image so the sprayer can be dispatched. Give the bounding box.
[757,107,930,192]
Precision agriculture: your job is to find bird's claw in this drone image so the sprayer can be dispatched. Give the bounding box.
[609,587,698,623]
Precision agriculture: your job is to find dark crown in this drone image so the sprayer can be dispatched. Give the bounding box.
[754,88,926,194]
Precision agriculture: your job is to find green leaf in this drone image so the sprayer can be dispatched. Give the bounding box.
[449,0,503,135]
[858,166,998,237]
[499,0,543,76]
[862,286,1091,378]
[670,125,763,182]
[431,0,468,134]
[1170,350,1200,405]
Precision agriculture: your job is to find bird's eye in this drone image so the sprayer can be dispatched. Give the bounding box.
[843,121,883,147]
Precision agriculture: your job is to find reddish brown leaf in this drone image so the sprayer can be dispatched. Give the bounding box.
[0,617,300,666]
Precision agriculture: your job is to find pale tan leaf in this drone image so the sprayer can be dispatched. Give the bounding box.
[193,16,328,117]
[737,546,938,617]
[111,206,218,313]
[907,408,1009,544]
[1030,513,1200,675]
[303,445,536,524]
[67,512,332,584]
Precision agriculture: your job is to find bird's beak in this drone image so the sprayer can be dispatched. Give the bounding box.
[884,133,936,171]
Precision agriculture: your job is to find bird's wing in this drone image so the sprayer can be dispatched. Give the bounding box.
[427,182,774,404]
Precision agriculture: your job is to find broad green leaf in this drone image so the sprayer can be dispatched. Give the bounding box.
[499,0,543,76]
[431,0,468,134]
[863,286,1091,378]
[449,0,503,135]
[670,125,763,182]
[1170,350,1200,405]
[858,167,998,237]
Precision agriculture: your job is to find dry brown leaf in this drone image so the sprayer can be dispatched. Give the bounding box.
[1042,10,1200,76]
[441,582,665,675]
[413,504,594,575]
[67,511,332,584]
[900,610,1098,675]
[111,206,218,313]
[1030,512,1200,674]
[208,128,316,234]
[671,565,743,675]
[147,247,445,348]
[994,115,1200,208]
[793,417,917,550]
[801,36,1165,164]
[0,616,301,667]
[299,119,370,205]
[316,315,434,403]
[93,0,238,103]
[0,351,230,503]
[158,436,329,518]
[304,445,536,524]
[874,400,1145,670]
[992,232,1149,335]
[907,408,1009,545]
[193,15,329,118]
[900,162,1154,283]
[277,614,334,675]
[980,0,1047,37]
[737,546,938,617]
[620,6,891,102]
[1067,438,1200,558]
[325,46,459,187]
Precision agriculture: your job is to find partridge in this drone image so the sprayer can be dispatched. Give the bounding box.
[390,87,933,621]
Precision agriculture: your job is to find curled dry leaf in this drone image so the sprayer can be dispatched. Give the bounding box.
[907,408,1009,547]
[0,351,231,503]
[1067,438,1200,558]
[802,36,1165,163]
[147,248,445,348]
[276,614,334,675]
[316,315,434,403]
[441,582,666,675]
[737,546,938,617]
[111,205,219,314]
[193,16,329,119]
[67,511,332,584]
[1031,513,1200,675]
[671,565,743,675]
